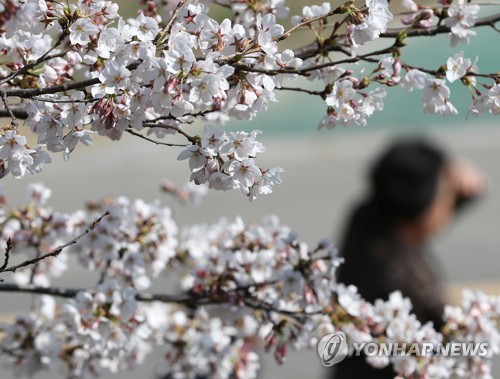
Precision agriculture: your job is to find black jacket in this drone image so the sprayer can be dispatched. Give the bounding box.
[332,200,446,379]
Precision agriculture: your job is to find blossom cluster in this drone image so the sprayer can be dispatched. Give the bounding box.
[0,0,496,188]
[0,184,498,378]
[177,125,283,200]
[331,286,500,378]
[0,183,178,290]
[0,1,498,378]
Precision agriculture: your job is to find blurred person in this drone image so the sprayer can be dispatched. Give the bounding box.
[332,138,486,379]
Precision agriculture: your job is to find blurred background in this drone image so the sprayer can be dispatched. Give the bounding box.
[1,0,499,378]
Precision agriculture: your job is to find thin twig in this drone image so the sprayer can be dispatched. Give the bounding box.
[0,212,110,275]
[0,109,29,120]
[293,13,500,60]
[155,0,188,46]
[242,298,324,318]
[0,282,326,318]
[126,129,187,147]
[380,12,500,38]
[0,238,12,275]
[237,46,393,75]
[31,96,102,104]
[5,61,141,99]
[0,33,66,86]
[0,345,22,358]
[276,3,346,42]
[143,123,198,144]
[0,88,17,127]
[277,86,324,96]
[5,77,100,99]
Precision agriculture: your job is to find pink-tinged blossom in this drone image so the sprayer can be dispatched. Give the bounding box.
[489,85,500,115]
[470,84,500,116]
[379,56,401,83]
[60,91,91,127]
[201,125,225,155]
[63,130,95,161]
[401,0,418,12]
[291,2,331,25]
[445,0,479,46]
[272,49,303,87]
[248,167,284,200]
[98,61,131,94]
[219,130,265,160]
[352,0,393,47]
[446,51,471,82]
[401,69,432,91]
[180,4,209,32]
[96,27,124,59]
[256,13,284,55]
[317,113,341,130]
[208,172,236,191]
[256,13,284,38]
[199,18,233,54]
[325,80,356,108]
[227,158,262,190]
[177,145,209,172]
[189,74,221,104]
[133,14,159,42]
[422,79,458,116]
[164,33,196,74]
[361,87,386,116]
[69,18,100,45]
[0,131,36,178]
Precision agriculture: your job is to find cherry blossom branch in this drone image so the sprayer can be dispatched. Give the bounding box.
[0,32,66,86]
[155,0,188,46]
[4,61,141,99]
[0,345,20,358]
[0,211,109,277]
[242,297,325,318]
[293,13,500,60]
[142,123,198,144]
[0,88,18,126]
[0,238,12,275]
[277,86,325,97]
[381,12,500,38]
[0,109,28,119]
[4,77,100,99]
[277,3,346,42]
[238,46,394,75]
[0,282,327,318]
[31,96,102,104]
[126,129,187,147]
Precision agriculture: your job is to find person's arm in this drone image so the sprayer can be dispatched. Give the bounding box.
[446,160,487,211]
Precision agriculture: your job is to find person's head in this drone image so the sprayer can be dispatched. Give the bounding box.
[369,138,457,244]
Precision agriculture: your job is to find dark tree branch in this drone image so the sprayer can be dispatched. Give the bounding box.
[0,238,12,275]
[155,0,188,46]
[237,46,394,75]
[126,129,187,147]
[0,212,109,276]
[143,123,198,144]
[277,3,346,42]
[0,109,29,119]
[277,86,325,96]
[5,77,101,99]
[0,88,18,126]
[381,12,500,38]
[293,13,500,61]
[0,33,67,86]
[4,61,141,99]
[0,282,325,318]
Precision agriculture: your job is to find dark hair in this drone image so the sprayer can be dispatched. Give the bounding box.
[369,138,447,220]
